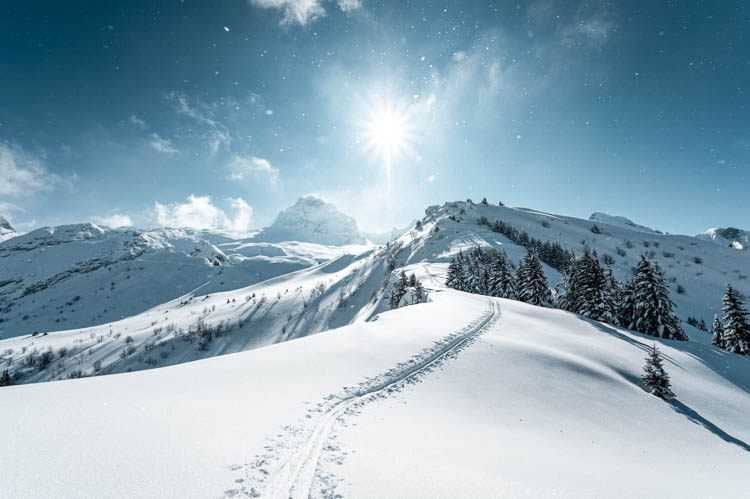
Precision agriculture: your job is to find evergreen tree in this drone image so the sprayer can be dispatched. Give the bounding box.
[445,253,464,290]
[408,273,417,287]
[555,256,583,312]
[0,369,11,387]
[642,343,674,399]
[721,284,750,355]
[414,281,426,303]
[517,251,551,306]
[712,314,725,349]
[632,256,687,340]
[618,279,636,328]
[488,250,516,299]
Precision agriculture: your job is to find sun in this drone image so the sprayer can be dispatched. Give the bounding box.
[365,107,408,158]
[358,100,417,191]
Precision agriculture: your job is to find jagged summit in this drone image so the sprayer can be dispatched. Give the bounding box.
[588,212,659,234]
[0,215,17,242]
[254,196,366,246]
[698,227,749,250]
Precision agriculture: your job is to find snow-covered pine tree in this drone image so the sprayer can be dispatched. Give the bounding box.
[489,250,516,299]
[466,253,481,293]
[712,314,725,349]
[517,251,551,306]
[445,253,464,290]
[721,284,750,355]
[408,273,417,287]
[577,252,618,324]
[642,343,674,399]
[555,255,583,312]
[618,278,636,328]
[632,256,687,340]
[414,281,426,303]
[0,369,11,387]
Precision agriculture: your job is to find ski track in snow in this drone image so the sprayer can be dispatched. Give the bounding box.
[227,300,500,499]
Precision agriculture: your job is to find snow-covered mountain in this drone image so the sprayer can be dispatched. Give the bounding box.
[697,227,750,250]
[0,215,17,243]
[2,262,750,498]
[2,198,749,386]
[253,196,367,246]
[589,211,659,234]
[0,222,365,339]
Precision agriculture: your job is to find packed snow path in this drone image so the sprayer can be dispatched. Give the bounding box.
[256,300,500,499]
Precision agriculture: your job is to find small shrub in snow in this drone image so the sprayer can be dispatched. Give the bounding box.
[693,256,703,264]
[616,246,627,257]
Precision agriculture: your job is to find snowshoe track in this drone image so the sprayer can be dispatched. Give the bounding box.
[240,299,500,499]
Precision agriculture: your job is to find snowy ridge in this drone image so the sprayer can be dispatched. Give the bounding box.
[589,211,659,234]
[698,227,750,250]
[0,215,17,243]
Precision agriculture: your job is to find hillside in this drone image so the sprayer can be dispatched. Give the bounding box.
[1,199,748,385]
[1,283,749,498]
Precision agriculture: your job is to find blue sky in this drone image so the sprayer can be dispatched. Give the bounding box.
[0,0,747,235]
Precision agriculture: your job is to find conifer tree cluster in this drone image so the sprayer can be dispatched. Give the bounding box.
[446,247,550,305]
[619,256,687,341]
[555,250,617,324]
[389,271,427,309]
[712,284,750,355]
[476,217,575,271]
[447,246,687,340]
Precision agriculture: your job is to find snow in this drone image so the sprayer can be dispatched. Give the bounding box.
[698,227,750,250]
[253,196,366,246]
[2,285,749,498]
[0,215,18,243]
[589,211,659,234]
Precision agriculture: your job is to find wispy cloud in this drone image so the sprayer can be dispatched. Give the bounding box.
[129,114,148,129]
[167,92,231,155]
[249,0,361,26]
[148,133,178,155]
[0,141,64,198]
[228,155,280,185]
[561,11,616,49]
[154,194,254,232]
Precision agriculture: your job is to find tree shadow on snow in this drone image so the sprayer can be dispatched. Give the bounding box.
[667,399,750,453]
[578,316,750,399]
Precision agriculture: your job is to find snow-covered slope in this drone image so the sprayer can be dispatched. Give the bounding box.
[3,199,748,385]
[253,196,366,246]
[394,200,749,326]
[0,215,17,243]
[2,285,749,498]
[0,223,364,339]
[698,227,750,250]
[589,211,659,234]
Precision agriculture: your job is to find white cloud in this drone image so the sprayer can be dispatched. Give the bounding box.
[561,12,616,48]
[337,0,361,12]
[92,214,133,228]
[148,133,178,155]
[154,195,253,232]
[250,0,325,25]
[480,60,502,100]
[249,0,361,26]
[167,92,231,155]
[129,115,147,129]
[228,155,280,184]
[0,141,63,198]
